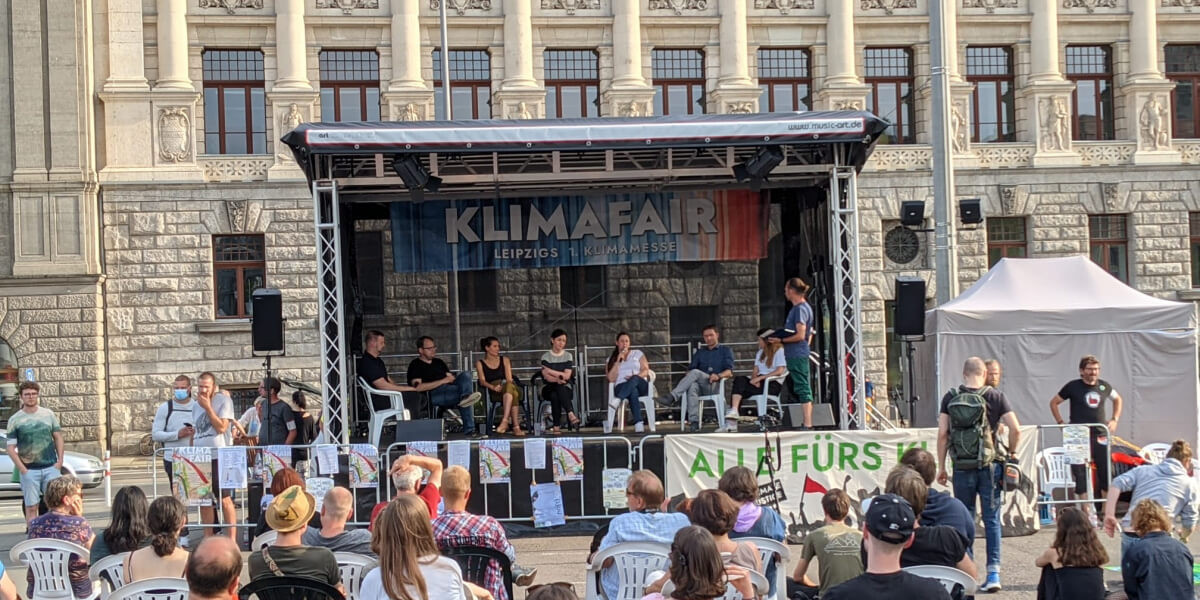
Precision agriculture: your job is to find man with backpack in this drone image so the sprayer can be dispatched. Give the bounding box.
[936,356,1021,593]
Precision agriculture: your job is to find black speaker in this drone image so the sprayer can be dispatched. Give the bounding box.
[900,201,926,227]
[251,288,285,354]
[959,198,983,225]
[894,277,926,338]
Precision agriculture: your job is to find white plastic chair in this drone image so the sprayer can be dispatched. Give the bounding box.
[250,529,278,551]
[11,538,99,600]
[1140,442,1171,464]
[357,376,411,449]
[585,541,671,600]
[334,551,378,600]
[737,537,790,600]
[681,377,728,431]
[88,553,127,600]
[1037,447,1083,500]
[746,374,787,420]
[605,371,657,434]
[902,565,978,596]
[107,577,189,600]
[661,569,769,600]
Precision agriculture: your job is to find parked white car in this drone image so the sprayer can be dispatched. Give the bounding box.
[0,430,105,490]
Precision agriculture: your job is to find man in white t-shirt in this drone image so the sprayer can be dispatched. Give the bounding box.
[194,371,237,539]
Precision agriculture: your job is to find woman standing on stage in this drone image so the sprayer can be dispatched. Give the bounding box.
[606,332,651,433]
[541,329,582,434]
[477,337,526,436]
[725,328,786,426]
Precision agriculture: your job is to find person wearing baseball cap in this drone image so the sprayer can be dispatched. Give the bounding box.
[248,485,343,593]
[820,494,951,600]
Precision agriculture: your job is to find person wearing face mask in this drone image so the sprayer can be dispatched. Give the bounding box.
[152,375,196,493]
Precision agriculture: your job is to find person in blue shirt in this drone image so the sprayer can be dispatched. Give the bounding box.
[770,277,815,429]
[654,325,735,432]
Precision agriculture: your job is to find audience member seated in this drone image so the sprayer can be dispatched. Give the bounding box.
[725,329,786,424]
[874,466,976,578]
[899,447,975,553]
[370,454,444,528]
[185,535,243,600]
[593,470,690,600]
[477,337,526,436]
[1033,507,1107,600]
[790,489,863,600]
[1104,439,1196,556]
[358,329,421,417]
[644,526,755,600]
[821,494,951,600]
[302,486,374,558]
[26,474,93,600]
[0,564,18,600]
[605,332,652,433]
[719,466,786,594]
[89,485,149,565]
[360,494,469,600]
[647,489,763,598]
[1121,499,1194,600]
[408,335,482,437]
[527,582,578,600]
[253,467,307,539]
[540,329,582,434]
[124,496,189,582]
[248,485,342,592]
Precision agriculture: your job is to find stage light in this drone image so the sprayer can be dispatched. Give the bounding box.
[899,201,925,227]
[392,155,442,193]
[959,198,983,225]
[733,146,785,184]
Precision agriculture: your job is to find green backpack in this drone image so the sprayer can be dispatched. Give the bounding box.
[946,386,996,470]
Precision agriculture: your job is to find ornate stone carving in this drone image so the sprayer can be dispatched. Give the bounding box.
[618,101,646,117]
[1180,141,1200,164]
[962,0,1018,12]
[510,102,534,119]
[228,200,248,232]
[1077,142,1135,166]
[649,0,708,14]
[1138,95,1171,151]
[833,100,863,110]
[157,106,192,163]
[1062,0,1117,12]
[1102,183,1120,211]
[1039,96,1071,152]
[199,156,273,182]
[431,0,492,15]
[541,0,601,13]
[753,0,815,14]
[277,104,304,161]
[198,0,264,14]
[975,145,1034,169]
[864,146,932,171]
[400,103,423,122]
[1163,0,1200,12]
[999,186,1018,215]
[726,102,754,114]
[950,100,969,154]
[860,0,917,14]
[315,0,380,14]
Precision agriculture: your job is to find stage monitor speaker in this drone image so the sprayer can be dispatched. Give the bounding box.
[251,288,285,354]
[894,276,926,338]
[394,419,445,444]
[784,403,837,429]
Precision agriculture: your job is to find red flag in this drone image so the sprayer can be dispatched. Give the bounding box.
[803,475,827,495]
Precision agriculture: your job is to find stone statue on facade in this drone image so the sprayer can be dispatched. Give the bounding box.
[618,101,644,117]
[400,103,421,122]
[1139,96,1170,150]
[1040,97,1070,152]
[512,102,533,119]
[726,101,754,114]
[950,101,969,153]
[282,104,303,133]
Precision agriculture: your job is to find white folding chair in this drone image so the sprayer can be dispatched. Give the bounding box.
[605,371,657,434]
[681,378,728,431]
[585,541,671,600]
[746,374,787,420]
[1038,447,1086,502]
[88,553,127,600]
[108,577,189,600]
[250,529,278,551]
[357,376,411,448]
[661,569,769,600]
[11,538,99,600]
[737,537,790,600]
[902,565,978,597]
[334,551,378,600]
[1140,442,1171,464]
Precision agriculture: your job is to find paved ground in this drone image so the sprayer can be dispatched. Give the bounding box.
[1,457,1197,599]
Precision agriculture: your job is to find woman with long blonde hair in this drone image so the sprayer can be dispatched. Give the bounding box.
[725,328,787,425]
[358,495,468,600]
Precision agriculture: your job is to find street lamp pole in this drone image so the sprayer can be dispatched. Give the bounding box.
[437,0,464,370]
[930,0,959,304]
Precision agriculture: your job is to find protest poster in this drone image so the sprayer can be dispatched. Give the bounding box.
[551,437,584,482]
[479,439,512,484]
[172,447,213,507]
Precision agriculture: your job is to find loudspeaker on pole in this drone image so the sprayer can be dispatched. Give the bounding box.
[893,276,926,339]
[251,288,285,355]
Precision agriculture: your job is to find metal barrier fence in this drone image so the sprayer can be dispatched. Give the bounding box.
[1034,422,1114,509]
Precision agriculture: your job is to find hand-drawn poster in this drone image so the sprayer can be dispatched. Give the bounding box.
[1063,425,1089,465]
[551,437,584,482]
[348,444,380,489]
[531,482,566,528]
[479,439,512,484]
[306,477,335,512]
[603,468,633,510]
[172,447,213,507]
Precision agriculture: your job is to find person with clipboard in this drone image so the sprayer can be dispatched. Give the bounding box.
[767,278,815,429]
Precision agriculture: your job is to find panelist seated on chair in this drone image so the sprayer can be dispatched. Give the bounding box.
[248,486,344,595]
[358,329,420,415]
[654,325,734,433]
[541,329,582,434]
[476,337,526,437]
[592,470,690,600]
[408,335,482,437]
[725,328,786,424]
[606,332,653,433]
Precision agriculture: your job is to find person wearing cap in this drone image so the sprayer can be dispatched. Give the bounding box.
[248,485,343,593]
[821,494,951,600]
[878,466,976,578]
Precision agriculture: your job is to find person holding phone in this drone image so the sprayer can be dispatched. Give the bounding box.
[153,375,196,491]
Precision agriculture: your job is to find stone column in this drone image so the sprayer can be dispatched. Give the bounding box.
[275,0,311,90]
[1020,0,1078,166]
[605,0,655,116]
[1028,0,1061,83]
[99,0,155,173]
[150,0,200,178]
[931,0,974,155]
[269,0,317,178]
[710,0,760,113]
[1123,1,1178,164]
[816,0,869,110]
[155,0,191,90]
[383,0,434,121]
[493,0,544,119]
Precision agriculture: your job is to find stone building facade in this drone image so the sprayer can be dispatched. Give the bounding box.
[1,0,1199,454]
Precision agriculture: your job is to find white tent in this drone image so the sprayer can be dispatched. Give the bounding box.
[912,256,1199,449]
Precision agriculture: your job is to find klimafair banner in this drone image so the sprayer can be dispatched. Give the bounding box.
[389,190,767,272]
[663,426,1039,537]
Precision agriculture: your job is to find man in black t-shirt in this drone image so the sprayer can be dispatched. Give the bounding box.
[1049,354,1124,518]
[407,335,481,437]
[823,494,951,600]
[357,330,423,418]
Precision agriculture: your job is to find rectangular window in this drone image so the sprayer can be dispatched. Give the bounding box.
[1166,45,1200,139]
[544,50,600,119]
[1191,213,1200,287]
[986,216,1027,268]
[1066,46,1115,141]
[864,48,915,144]
[560,266,607,309]
[652,49,705,116]
[456,270,498,312]
[202,50,267,154]
[433,50,492,120]
[213,234,266,318]
[1088,214,1129,283]
[966,46,1016,143]
[354,231,385,315]
[319,50,381,123]
[757,48,812,112]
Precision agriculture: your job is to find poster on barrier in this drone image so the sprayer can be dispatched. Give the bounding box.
[1063,426,1090,465]
[407,441,438,458]
[479,440,512,484]
[348,444,379,489]
[552,438,584,482]
[314,445,339,475]
[603,468,633,509]
[663,426,1040,537]
[172,447,213,507]
[524,439,547,471]
[216,447,248,490]
[448,440,471,468]
[531,482,566,528]
[307,477,335,512]
[261,446,293,479]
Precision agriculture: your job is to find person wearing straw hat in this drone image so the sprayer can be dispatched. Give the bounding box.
[248,485,343,593]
